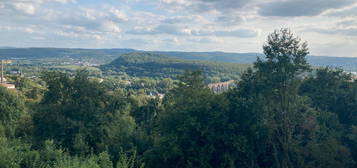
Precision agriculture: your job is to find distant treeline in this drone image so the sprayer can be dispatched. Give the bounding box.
[1,47,357,71]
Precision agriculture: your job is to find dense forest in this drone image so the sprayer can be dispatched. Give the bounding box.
[0,29,356,168]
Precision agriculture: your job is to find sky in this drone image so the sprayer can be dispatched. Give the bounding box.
[0,0,357,57]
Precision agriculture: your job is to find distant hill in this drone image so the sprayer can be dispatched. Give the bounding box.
[0,47,17,49]
[306,56,357,71]
[152,51,357,71]
[0,48,137,64]
[151,51,262,63]
[101,52,250,81]
[1,48,357,71]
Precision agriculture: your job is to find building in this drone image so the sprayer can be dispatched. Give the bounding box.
[0,77,15,89]
[0,77,7,83]
[208,80,235,93]
[0,60,16,90]
[0,83,16,89]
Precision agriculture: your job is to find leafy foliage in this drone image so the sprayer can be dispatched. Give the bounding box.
[0,29,356,168]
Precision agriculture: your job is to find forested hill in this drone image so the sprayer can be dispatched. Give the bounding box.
[1,48,357,71]
[0,48,257,64]
[307,56,357,71]
[0,48,136,64]
[152,51,262,63]
[101,52,250,81]
[154,51,357,71]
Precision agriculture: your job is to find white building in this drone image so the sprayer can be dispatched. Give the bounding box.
[0,77,7,83]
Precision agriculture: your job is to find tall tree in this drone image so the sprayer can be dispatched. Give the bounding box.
[256,28,310,168]
[229,29,353,168]
[33,70,133,155]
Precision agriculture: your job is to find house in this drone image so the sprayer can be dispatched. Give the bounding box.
[0,77,16,89]
[0,83,16,89]
[1,60,16,89]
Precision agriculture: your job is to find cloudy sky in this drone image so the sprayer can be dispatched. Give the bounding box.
[1,0,357,57]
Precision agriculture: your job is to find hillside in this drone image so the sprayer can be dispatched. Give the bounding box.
[1,48,357,71]
[154,51,357,71]
[101,52,250,81]
[152,51,262,63]
[0,48,136,64]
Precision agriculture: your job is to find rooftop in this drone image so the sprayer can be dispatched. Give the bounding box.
[0,83,15,89]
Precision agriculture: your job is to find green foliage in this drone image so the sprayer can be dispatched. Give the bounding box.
[53,151,113,168]
[102,52,250,82]
[253,28,312,168]
[146,71,242,168]
[117,150,144,168]
[98,152,113,168]
[53,156,100,168]
[0,86,25,125]
[0,136,22,168]
[300,68,357,127]
[33,70,134,155]
[0,29,356,168]
[0,86,26,138]
[300,67,357,167]
[14,76,44,101]
[212,29,354,168]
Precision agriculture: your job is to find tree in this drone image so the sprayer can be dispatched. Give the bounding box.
[0,86,25,128]
[146,71,246,168]
[33,70,133,156]
[300,68,357,127]
[227,28,353,168]
[300,68,357,166]
[256,28,310,168]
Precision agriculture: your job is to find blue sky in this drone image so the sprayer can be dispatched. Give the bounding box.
[0,0,357,57]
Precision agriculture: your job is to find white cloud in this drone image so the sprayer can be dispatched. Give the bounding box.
[25,28,34,33]
[305,27,357,37]
[101,21,122,33]
[0,0,76,16]
[0,0,357,57]
[127,24,258,38]
[13,2,36,15]
[324,3,357,17]
[161,15,210,25]
[259,0,355,17]
[187,37,222,43]
[110,9,128,22]
[47,0,76,4]
[159,0,192,10]
[160,0,251,13]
